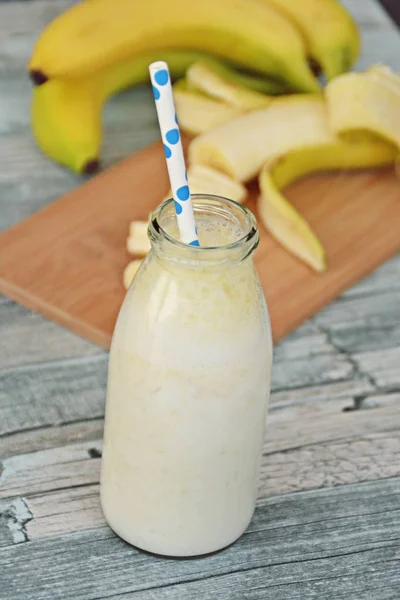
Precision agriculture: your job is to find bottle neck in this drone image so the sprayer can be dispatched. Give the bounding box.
[148,195,259,269]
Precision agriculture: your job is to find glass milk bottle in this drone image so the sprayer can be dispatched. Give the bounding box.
[101,194,272,557]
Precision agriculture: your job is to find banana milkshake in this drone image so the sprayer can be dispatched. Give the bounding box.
[101,196,272,556]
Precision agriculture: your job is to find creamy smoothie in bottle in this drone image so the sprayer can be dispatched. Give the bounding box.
[101,195,272,556]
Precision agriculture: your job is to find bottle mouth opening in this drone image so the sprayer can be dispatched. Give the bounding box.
[149,194,258,258]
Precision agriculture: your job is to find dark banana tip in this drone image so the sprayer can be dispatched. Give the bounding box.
[307,58,322,77]
[82,159,100,175]
[29,70,49,86]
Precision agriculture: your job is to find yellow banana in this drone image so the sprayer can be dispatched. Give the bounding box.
[31,50,252,173]
[262,0,360,80]
[325,67,400,150]
[28,0,319,93]
[189,95,333,182]
[258,133,397,272]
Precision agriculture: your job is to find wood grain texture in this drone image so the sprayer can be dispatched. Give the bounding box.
[0,354,108,437]
[0,419,105,461]
[1,478,399,600]
[17,431,399,540]
[354,346,400,390]
[1,392,398,502]
[1,141,399,347]
[0,298,100,370]
[0,321,374,438]
[342,255,400,297]
[0,376,374,460]
[314,288,400,353]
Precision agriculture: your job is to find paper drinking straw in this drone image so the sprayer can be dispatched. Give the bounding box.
[149,61,199,246]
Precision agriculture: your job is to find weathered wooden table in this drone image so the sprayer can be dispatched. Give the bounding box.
[1,1,399,598]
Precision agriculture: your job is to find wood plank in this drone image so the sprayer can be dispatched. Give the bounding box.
[270,377,375,407]
[0,322,365,437]
[341,254,400,298]
[19,428,400,540]
[2,393,398,502]
[1,478,399,600]
[0,420,104,461]
[355,27,400,71]
[0,0,75,75]
[0,440,101,500]
[26,485,102,540]
[0,354,107,437]
[0,497,32,547]
[354,346,400,390]
[0,299,100,370]
[314,287,400,353]
[0,377,374,461]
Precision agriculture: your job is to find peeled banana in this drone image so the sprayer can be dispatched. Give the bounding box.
[258,133,397,271]
[186,62,272,110]
[173,82,243,137]
[29,0,319,93]
[263,0,360,80]
[189,95,334,182]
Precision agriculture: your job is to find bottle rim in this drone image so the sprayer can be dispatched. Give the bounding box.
[149,194,259,262]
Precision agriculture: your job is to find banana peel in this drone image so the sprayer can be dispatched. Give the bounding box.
[259,168,326,272]
[258,133,397,272]
[186,61,272,110]
[325,66,400,150]
[189,94,333,182]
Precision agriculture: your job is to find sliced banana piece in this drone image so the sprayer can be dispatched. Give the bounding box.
[164,164,247,204]
[190,95,332,182]
[174,81,243,136]
[187,61,272,110]
[127,220,151,256]
[123,259,142,289]
[325,68,400,149]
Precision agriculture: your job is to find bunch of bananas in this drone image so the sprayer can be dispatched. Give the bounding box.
[29,0,360,174]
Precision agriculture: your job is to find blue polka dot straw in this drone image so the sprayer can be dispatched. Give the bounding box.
[149,61,199,246]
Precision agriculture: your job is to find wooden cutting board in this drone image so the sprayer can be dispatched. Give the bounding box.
[0,139,399,348]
